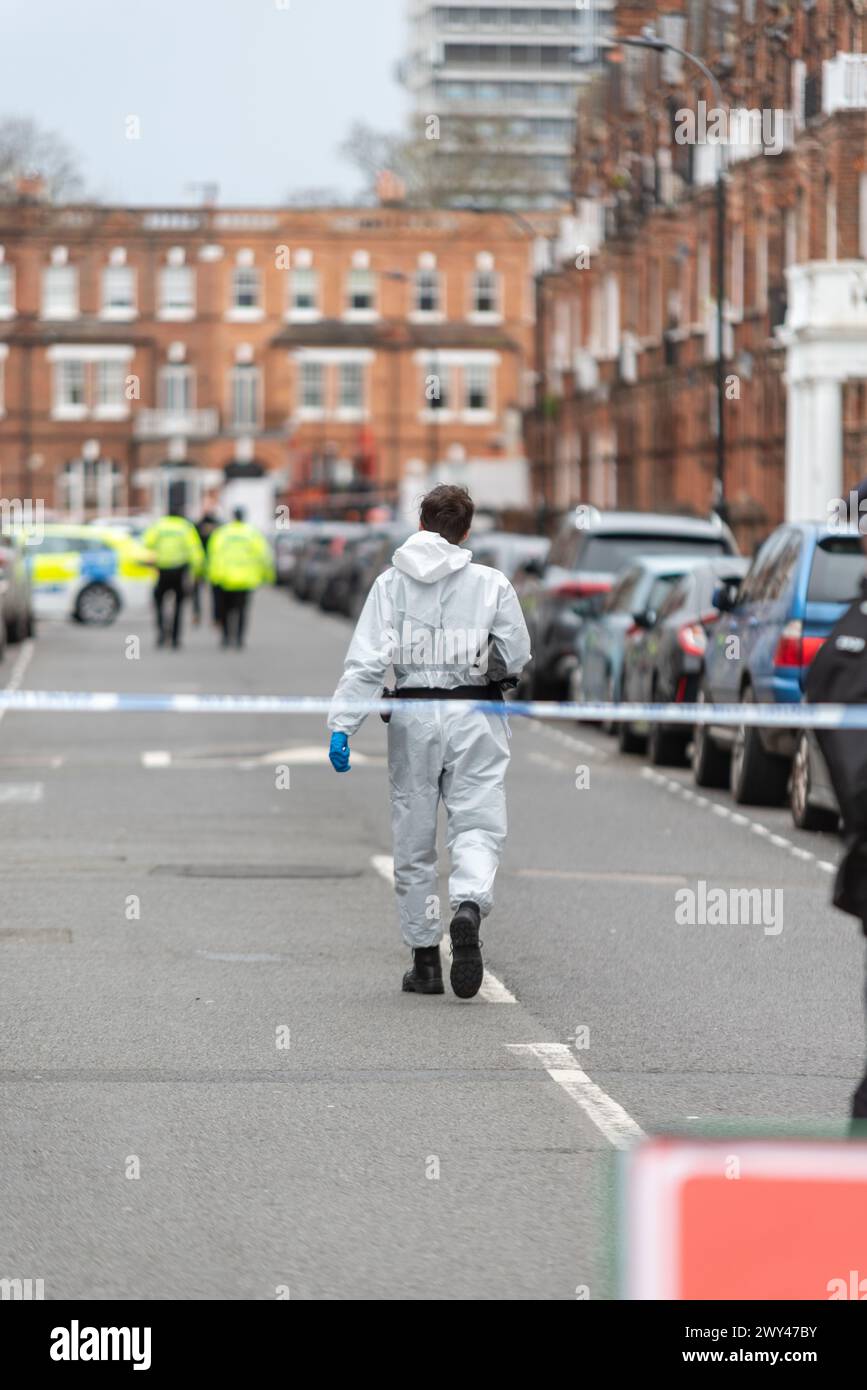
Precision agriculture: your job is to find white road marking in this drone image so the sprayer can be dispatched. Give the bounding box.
[529,720,610,762]
[641,767,839,878]
[371,854,517,1004]
[0,782,43,803]
[508,1043,645,1150]
[517,867,687,886]
[0,640,34,728]
[142,750,172,768]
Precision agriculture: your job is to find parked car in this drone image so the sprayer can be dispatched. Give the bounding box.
[0,530,36,653]
[615,556,752,762]
[789,729,840,832]
[519,508,738,699]
[347,526,415,621]
[692,523,864,804]
[320,533,391,616]
[468,532,551,583]
[25,524,152,625]
[291,524,366,603]
[273,523,319,586]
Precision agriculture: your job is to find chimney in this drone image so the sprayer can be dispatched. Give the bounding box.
[16,172,48,203]
[376,170,407,206]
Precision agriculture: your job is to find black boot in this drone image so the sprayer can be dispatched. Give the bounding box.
[449,901,483,999]
[402,945,444,995]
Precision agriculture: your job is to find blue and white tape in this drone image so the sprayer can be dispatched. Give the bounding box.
[1,689,867,729]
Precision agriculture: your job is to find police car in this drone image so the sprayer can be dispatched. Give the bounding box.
[25,524,153,625]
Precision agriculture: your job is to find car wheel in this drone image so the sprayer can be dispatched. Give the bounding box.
[692,686,730,787]
[648,707,688,767]
[601,671,619,736]
[790,732,839,832]
[618,714,646,754]
[531,664,561,701]
[730,687,789,806]
[75,583,120,626]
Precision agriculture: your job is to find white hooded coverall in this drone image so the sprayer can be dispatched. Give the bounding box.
[328,531,531,948]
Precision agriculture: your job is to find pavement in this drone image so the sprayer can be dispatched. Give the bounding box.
[0,587,863,1300]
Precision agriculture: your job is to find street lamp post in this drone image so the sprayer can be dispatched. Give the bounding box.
[610,32,729,522]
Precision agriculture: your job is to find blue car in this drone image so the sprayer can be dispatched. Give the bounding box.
[692,522,864,805]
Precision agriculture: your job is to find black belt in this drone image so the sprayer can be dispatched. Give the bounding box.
[380,683,505,723]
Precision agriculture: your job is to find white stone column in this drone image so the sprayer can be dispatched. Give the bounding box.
[786,375,842,523]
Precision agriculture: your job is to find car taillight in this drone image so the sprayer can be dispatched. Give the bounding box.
[773,622,826,669]
[678,622,707,657]
[551,579,612,600]
[802,635,825,665]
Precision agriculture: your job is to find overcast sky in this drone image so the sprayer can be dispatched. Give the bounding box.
[2,0,408,205]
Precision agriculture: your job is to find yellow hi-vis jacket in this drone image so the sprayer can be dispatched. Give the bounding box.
[207,521,275,592]
[142,516,206,576]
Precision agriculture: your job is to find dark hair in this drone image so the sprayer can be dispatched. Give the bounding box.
[233,506,246,522]
[419,484,474,545]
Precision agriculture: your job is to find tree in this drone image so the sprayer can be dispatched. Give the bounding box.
[339,118,555,209]
[0,115,86,203]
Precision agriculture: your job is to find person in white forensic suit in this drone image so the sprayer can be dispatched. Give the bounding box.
[327,485,531,999]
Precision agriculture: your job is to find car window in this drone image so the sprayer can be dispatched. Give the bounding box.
[646,575,680,615]
[29,535,81,554]
[607,568,641,612]
[808,536,864,603]
[738,531,785,603]
[579,534,728,571]
[657,574,692,620]
[764,531,803,601]
[548,526,580,569]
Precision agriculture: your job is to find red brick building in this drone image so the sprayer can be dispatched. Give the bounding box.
[526,0,867,548]
[0,194,553,523]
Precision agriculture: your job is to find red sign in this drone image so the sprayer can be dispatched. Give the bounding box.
[623,1138,867,1300]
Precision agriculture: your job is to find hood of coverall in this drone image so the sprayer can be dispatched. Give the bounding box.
[392,530,472,584]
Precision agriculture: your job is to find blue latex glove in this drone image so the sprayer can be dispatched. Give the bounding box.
[329,731,351,773]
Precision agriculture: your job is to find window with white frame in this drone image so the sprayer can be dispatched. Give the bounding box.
[290,267,319,314]
[158,265,195,317]
[159,364,195,413]
[464,362,492,413]
[338,361,365,413]
[0,263,15,317]
[232,264,261,311]
[415,269,441,314]
[101,265,136,317]
[42,264,79,318]
[472,269,499,315]
[347,267,375,312]
[231,364,260,429]
[299,360,324,412]
[53,360,87,413]
[94,360,127,414]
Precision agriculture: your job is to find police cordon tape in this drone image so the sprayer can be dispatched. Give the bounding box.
[1,689,867,729]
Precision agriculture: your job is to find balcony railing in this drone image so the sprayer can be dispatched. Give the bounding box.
[133,408,219,440]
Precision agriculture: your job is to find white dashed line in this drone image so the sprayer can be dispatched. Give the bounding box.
[142,750,172,768]
[507,1043,645,1150]
[0,640,35,728]
[641,767,839,876]
[371,854,517,1003]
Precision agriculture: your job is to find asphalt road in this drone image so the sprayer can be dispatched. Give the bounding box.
[1,587,863,1300]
